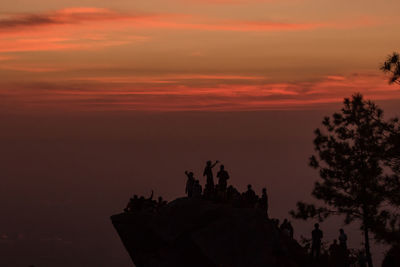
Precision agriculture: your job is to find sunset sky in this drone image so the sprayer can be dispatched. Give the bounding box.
[1,1,399,267]
[1,0,399,112]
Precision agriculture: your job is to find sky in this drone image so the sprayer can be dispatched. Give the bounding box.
[0,0,400,112]
[0,1,399,266]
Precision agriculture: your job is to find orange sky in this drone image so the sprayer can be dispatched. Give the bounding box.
[1,0,399,112]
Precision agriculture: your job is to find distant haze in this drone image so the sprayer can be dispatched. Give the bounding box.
[1,100,399,266]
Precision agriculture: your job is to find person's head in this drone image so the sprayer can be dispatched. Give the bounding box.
[206,160,211,166]
[189,172,194,177]
[262,188,267,193]
[283,219,288,223]
[247,184,252,189]
[133,195,138,200]
[158,196,163,201]
[333,239,337,244]
[340,228,344,234]
[314,223,319,229]
[195,180,199,184]
[220,165,225,170]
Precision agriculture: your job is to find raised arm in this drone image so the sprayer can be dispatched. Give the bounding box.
[211,160,219,168]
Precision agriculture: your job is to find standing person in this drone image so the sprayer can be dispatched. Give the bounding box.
[259,188,269,217]
[244,184,257,207]
[280,219,290,237]
[203,160,219,197]
[193,180,202,198]
[339,228,347,250]
[217,165,230,191]
[185,171,195,198]
[287,221,294,239]
[339,228,349,267]
[311,223,323,262]
[358,251,367,267]
[329,240,340,267]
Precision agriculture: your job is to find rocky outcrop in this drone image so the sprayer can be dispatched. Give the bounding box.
[111,197,308,267]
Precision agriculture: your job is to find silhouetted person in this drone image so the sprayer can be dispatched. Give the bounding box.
[280,219,290,236]
[203,160,219,196]
[280,219,293,238]
[227,185,240,201]
[185,171,195,198]
[193,180,202,198]
[259,188,269,217]
[358,251,367,267]
[244,184,257,207]
[339,228,347,250]
[272,219,280,229]
[287,221,294,239]
[157,196,167,210]
[329,239,340,267]
[311,223,323,262]
[216,165,230,191]
[338,228,349,267]
[124,195,139,212]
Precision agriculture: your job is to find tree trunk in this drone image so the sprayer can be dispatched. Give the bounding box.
[364,224,373,267]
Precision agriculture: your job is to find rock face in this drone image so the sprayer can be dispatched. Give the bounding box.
[111,197,308,267]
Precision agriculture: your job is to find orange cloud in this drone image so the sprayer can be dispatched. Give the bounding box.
[1,72,399,112]
[0,8,378,35]
[0,7,381,54]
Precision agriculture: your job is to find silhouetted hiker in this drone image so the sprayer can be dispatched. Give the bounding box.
[280,219,293,238]
[203,160,219,197]
[244,184,257,206]
[329,239,339,253]
[193,180,202,198]
[157,196,167,209]
[287,221,294,239]
[358,251,367,267]
[280,219,290,236]
[216,165,230,191]
[271,219,280,229]
[140,191,157,210]
[329,239,340,267]
[185,171,195,198]
[259,188,269,217]
[311,223,323,262]
[227,185,241,201]
[124,195,139,212]
[339,228,347,250]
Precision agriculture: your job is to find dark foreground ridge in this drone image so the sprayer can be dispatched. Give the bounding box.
[111,197,308,267]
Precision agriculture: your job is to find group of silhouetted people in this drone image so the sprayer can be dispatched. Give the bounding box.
[185,160,269,216]
[124,191,167,213]
[309,223,367,267]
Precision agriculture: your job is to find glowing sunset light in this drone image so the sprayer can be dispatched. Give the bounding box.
[0,1,399,112]
[1,2,400,267]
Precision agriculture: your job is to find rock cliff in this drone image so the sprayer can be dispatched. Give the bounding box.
[111,197,308,267]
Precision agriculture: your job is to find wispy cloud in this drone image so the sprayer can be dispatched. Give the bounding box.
[1,72,398,112]
[0,7,380,53]
[0,7,378,34]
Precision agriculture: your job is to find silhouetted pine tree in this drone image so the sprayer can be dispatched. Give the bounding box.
[381,52,400,85]
[291,94,400,267]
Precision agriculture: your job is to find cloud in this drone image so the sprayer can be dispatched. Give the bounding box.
[0,8,134,30]
[0,15,57,29]
[1,72,399,112]
[0,7,381,53]
[0,37,139,52]
[0,7,377,34]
